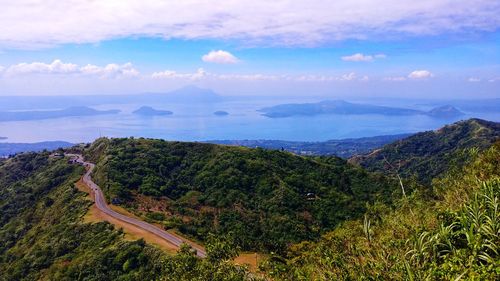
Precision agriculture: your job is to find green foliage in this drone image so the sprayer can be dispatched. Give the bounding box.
[353,118,500,184]
[146,211,167,222]
[0,153,256,281]
[260,141,500,280]
[87,137,397,252]
[206,233,240,263]
[406,179,500,280]
[161,240,259,281]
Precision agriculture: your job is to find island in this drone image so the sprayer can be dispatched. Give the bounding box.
[427,105,465,118]
[258,100,464,118]
[0,106,120,122]
[213,110,229,116]
[132,106,173,116]
[0,137,6,140]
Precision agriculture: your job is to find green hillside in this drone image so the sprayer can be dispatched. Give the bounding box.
[0,152,261,281]
[86,138,397,252]
[0,153,163,280]
[261,141,500,280]
[350,118,500,184]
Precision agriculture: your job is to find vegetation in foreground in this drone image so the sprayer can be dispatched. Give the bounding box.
[261,141,500,280]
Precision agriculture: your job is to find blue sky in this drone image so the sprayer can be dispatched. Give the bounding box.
[0,1,499,98]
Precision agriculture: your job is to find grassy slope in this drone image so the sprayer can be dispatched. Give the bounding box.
[350,118,500,184]
[261,141,500,280]
[86,138,397,252]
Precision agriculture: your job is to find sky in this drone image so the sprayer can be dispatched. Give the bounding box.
[0,0,499,98]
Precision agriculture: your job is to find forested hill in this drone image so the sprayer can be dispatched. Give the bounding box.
[350,118,500,184]
[262,137,500,280]
[86,138,398,252]
[0,152,261,280]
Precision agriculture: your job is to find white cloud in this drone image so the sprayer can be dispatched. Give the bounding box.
[80,63,139,78]
[152,69,367,82]
[341,72,357,81]
[1,1,499,48]
[7,59,79,75]
[341,53,373,62]
[384,76,407,81]
[341,53,387,62]
[296,75,337,82]
[217,73,279,81]
[202,50,239,64]
[152,68,207,80]
[408,70,434,79]
[468,77,481,82]
[4,60,139,78]
[489,77,500,82]
[152,68,278,81]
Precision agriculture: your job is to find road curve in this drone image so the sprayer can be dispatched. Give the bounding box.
[66,153,206,258]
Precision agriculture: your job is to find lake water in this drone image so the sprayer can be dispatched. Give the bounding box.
[0,99,499,143]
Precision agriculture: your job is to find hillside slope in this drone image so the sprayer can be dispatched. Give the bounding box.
[0,152,258,281]
[86,138,397,252]
[0,153,167,280]
[350,118,500,184]
[262,140,500,280]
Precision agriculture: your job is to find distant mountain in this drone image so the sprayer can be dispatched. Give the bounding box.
[208,133,412,158]
[0,141,74,156]
[258,100,464,118]
[350,118,500,183]
[148,85,223,103]
[132,106,173,116]
[425,98,500,113]
[213,110,229,116]
[0,137,6,140]
[0,106,120,122]
[427,105,465,118]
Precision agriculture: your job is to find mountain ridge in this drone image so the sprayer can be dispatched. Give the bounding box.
[349,118,500,183]
[258,100,465,118]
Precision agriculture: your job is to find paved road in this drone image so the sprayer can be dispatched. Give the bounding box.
[66,154,206,258]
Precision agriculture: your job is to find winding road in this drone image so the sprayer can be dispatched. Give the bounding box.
[66,154,206,258]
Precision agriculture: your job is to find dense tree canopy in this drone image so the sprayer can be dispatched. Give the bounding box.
[87,138,397,252]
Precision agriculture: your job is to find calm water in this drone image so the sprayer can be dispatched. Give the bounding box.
[0,99,499,143]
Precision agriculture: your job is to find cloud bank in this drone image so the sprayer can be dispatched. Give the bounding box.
[5,60,139,79]
[152,69,368,82]
[1,1,499,48]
